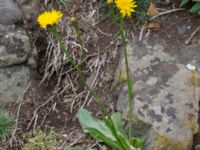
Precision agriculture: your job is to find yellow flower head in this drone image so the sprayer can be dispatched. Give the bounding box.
[107,0,113,4]
[70,17,76,22]
[37,10,63,29]
[115,0,137,17]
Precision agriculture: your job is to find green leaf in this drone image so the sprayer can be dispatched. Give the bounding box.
[86,128,124,150]
[68,146,88,150]
[77,109,124,150]
[111,113,127,138]
[130,137,145,148]
[180,0,189,7]
[77,109,144,150]
[109,113,130,150]
[110,113,122,132]
[116,131,131,150]
[190,2,200,13]
[77,109,116,141]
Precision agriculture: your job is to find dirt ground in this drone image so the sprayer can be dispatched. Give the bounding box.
[2,1,200,149]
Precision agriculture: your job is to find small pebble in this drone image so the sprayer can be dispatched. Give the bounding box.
[186,64,196,71]
[195,144,200,150]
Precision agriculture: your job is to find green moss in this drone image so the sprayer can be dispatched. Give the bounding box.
[131,114,145,125]
[186,115,199,134]
[120,107,147,126]
[189,71,200,87]
[0,115,13,137]
[0,106,14,138]
[153,133,192,150]
[112,65,127,90]
[23,128,61,150]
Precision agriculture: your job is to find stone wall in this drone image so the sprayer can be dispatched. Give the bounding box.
[0,0,37,104]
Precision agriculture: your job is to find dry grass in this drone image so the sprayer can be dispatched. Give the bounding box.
[6,1,120,149]
[39,0,119,110]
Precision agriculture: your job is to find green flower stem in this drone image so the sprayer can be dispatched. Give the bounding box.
[119,15,125,43]
[110,4,117,23]
[51,25,108,116]
[72,22,84,66]
[119,15,133,141]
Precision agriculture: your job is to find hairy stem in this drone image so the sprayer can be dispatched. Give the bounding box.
[73,22,84,66]
[119,15,133,140]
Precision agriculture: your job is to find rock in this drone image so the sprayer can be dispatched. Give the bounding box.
[177,24,187,35]
[0,65,30,103]
[116,35,200,150]
[27,45,38,69]
[15,0,39,20]
[195,144,200,150]
[0,0,23,25]
[0,24,33,67]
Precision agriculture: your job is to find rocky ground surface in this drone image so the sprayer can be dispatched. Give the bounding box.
[0,0,199,150]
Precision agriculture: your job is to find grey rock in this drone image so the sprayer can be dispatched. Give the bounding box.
[116,35,200,150]
[15,0,39,20]
[0,0,23,25]
[0,25,32,67]
[0,65,30,103]
[27,45,38,69]
[177,24,187,35]
[195,144,200,150]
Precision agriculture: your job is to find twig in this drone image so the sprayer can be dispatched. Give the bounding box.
[70,91,85,113]
[67,40,89,52]
[96,142,106,150]
[27,96,54,130]
[149,8,185,21]
[145,29,151,40]
[40,102,57,126]
[10,82,31,147]
[139,25,145,41]
[63,134,85,150]
[113,40,119,59]
[87,60,103,105]
[96,27,112,37]
[82,55,101,107]
[185,26,200,45]
[33,114,38,134]
[87,96,95,105]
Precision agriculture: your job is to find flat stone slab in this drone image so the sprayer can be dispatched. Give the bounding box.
[116,35,200,150]
[0,0,23,25]
[0,25,31,67]
[0,65,30,103]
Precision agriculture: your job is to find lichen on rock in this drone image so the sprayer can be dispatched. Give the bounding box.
[116,35,200,150]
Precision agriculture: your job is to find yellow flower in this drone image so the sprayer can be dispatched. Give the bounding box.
[115,0,137,17]
[37,10,63,29]
[107,0,113,4]
[70,17,76,22]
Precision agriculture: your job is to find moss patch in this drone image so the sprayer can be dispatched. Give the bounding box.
[153,133,192,150]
